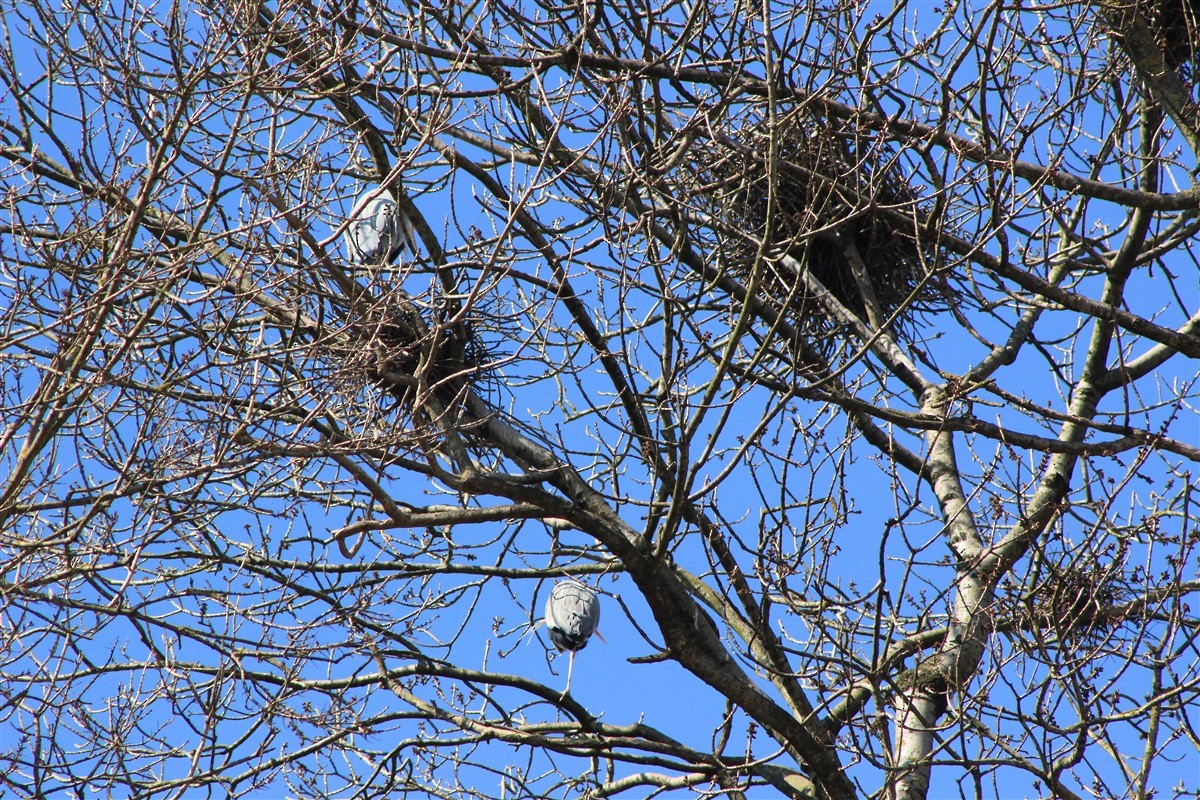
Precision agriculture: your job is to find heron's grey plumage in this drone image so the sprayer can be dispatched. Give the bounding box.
[345,189,417,265]
[545,580,600,651]
[543,580,601,695]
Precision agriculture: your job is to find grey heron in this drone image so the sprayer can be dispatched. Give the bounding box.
[345,188,418,265]
[544,580,602,695]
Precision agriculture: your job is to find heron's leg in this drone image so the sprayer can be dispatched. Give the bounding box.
[561,650,576,698]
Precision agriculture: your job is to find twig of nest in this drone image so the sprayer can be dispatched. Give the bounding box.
[693,110,951,347]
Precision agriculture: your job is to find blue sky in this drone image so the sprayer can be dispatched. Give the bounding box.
[1,1,1197,798]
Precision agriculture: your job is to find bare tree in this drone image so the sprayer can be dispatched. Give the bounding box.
[2,1,1198,798]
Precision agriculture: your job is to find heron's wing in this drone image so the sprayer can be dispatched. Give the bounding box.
[345,189,419,265]
[345,192,391,264]
[584,587,600,630]
[544,586,565,630]
[351,218,386,264]
[397,207,418,256]
[346,196,374,264]
[373,202,398,264]
[380,202,420,263]
[345,209,367,263]
[344,224,361,263]
[361,225,386,263]
[544,581,599,646]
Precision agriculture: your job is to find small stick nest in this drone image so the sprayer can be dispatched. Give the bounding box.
[1029,565,1121,639]
[1002,557,1129,648]
[347,292,496,428]
[695,111,950,346]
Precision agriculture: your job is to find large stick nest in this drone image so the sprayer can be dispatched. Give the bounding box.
[694,111,952,346]
[1140,0,1199,70]
[342,290,498,433]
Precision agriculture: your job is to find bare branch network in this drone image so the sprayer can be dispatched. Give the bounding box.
[1,1,1197,799]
